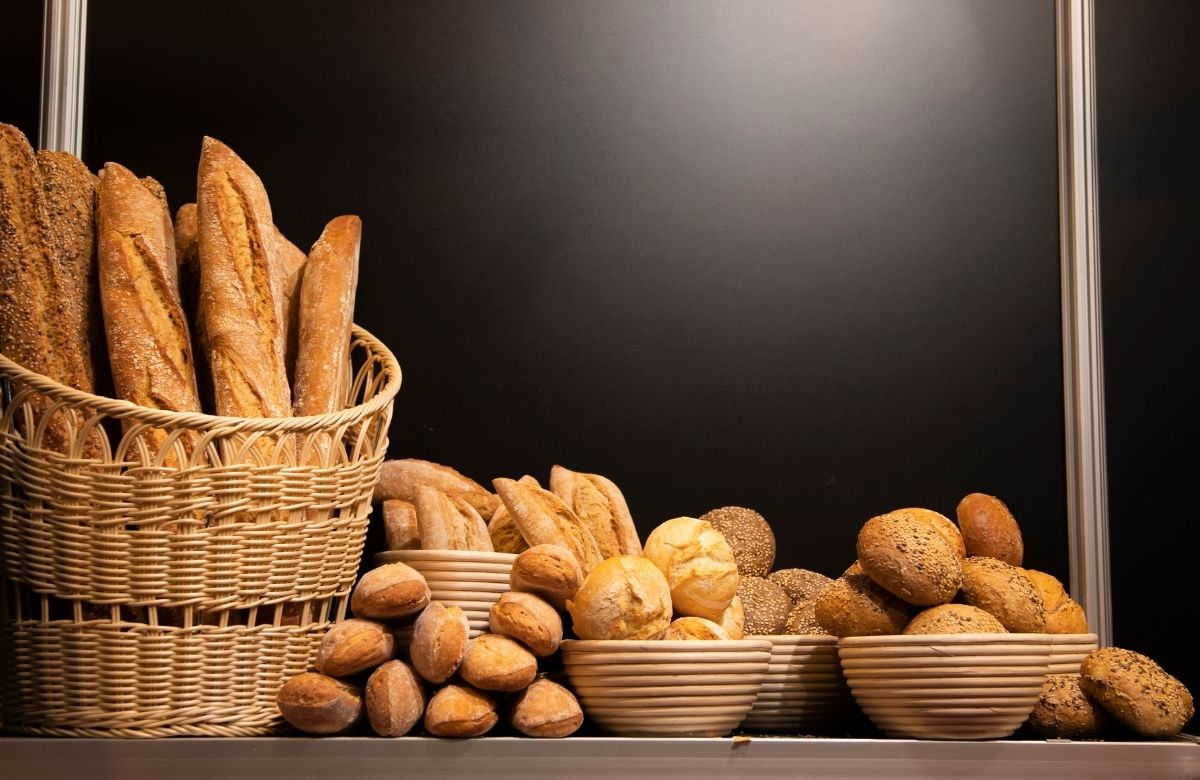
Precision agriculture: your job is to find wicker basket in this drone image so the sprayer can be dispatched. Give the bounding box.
[0,325,401,737]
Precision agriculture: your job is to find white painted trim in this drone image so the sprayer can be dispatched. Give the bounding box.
[1056,0,1111,647]
[38,0,88,154]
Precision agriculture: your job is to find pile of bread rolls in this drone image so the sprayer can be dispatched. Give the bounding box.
[276,557,583,738]
[813,491,1194,740]
[0,122,360,461]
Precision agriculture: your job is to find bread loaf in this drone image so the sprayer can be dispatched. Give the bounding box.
[736,576,792,635]
[718,594,746,639]
[415,483,494,551]
[493,476,603,573]
[349,561,430,620]
[365,659,425,737]
[508,678,584,738]
[487,505,530,554]
[1025,673,1111,739]
[509,543,584,610]
[314,618,395,678]
[783,600,827,635]
[276,672,363,735]
[642,516,740,621]
[767,568,833,604]
[487,591,562,657]
[423,684,498,738]
[959,556,1045,633]
[1080,647,1194,738]
[663,616,732,640]
[196,136,291,420]
[409,601,470,684]
[276,226,307,389]
[381,499,421,551]
[902,603,1007,635]
[373,458,499,519]
[814,562,914,637]
[292,215,358,418]
[548,464,642,558]
[956,492,1024,566]
[566,554,672,640]
[700,506,776,577]
[458,632,538,692]
[856,509,962,607]
[96,162,202,462]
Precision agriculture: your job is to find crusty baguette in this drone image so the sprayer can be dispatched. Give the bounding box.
[195,136,291,420]
[549,464,641,558]
[414,483,494,551]
[373,458,500,520]
[276,225,308,389]
[493,476,603,574]
[96,162,202,460]
[292,215,359,417]
[172,202,213,414]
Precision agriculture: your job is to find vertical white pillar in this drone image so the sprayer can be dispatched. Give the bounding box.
[39,0,88,154]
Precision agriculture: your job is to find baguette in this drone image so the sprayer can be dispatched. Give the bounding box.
[493,476,603,574]
[276,226,307,389]
[414,483,493,551]
[95,162,202,461]
[549,464,641,558]
[373,458,500,520]
[172,202,213,414]
[292,215,359,417]
[195,136,291,422]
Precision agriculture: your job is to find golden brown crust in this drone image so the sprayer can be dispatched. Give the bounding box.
[509,543,584,610]
[314,618,395,677]
[349,561,431,620]
[276,672,363,735]
[410,601,470,684]
[857,510,963,606]
[642,516,740,621]
[956,492,1024,566]
[487,591,563,657]
[381,499,421,551]
[663,615,732,640]
[493,476,603,574]
[1080,647,1194,738]
[292,215,358,416]
[902,603,1008,635]
[196,136,291,419]
[507,677,583,738]
[1025,673,1111,739]
[487,505,530,554]
[275,225,307,389]
[372,458,499,519]
[365,659,425,737]
[414,483,494,551]
[458,632,538,692]
[719,594,746,639]
[1044,596,1089,634]
[895,507,966,559]
[959,556,1046,633]
[566,554,672,640]
[423,684,498,738]
[548,464,642,558]
[814,562,915,637]
[96,162,202,460]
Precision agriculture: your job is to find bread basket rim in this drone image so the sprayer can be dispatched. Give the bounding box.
[0,323,400,433]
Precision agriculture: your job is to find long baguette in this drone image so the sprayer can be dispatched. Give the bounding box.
[549,464,641,558]
[95,161,202,462]
[493,476,603,574]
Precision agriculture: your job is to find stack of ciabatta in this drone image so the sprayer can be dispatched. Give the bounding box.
[0,123,360,462]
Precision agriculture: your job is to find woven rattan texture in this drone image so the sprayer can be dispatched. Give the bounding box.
[0,325,401,737]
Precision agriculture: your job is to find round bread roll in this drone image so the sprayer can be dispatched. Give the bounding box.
[663,616,732,641]
[1024,673,1111,740]
[510,543,584,611]
[959,556,1045,633]
[902,603,1008,635]
[350,561,431,621]
[857,510,963,607]
[767,568,834,603]
[314,618,395,678]
[956,492,1024,566]
[365,659,425,737]
[566,554,673,640]
[488,591,563,657]
[783,599,828,635]
[409,601,470,684]
[508,677,584,738]
[699,506,776,577]
[814,562,914,637]
[1021,568,1069,613]
[1045,596,1089,634]
[737,576,792,635]
[459,632,539,692]
[276,672,363,735]
[1080,647,1194,738]
[718,594,746,640]
[642,516,740,620]
[423,684,498,738]
[895,507,966,559]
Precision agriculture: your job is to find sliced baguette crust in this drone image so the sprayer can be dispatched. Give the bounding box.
[292,215,358,416]
[549,465,641,558]
[372,458,499,520]
[415,483,493,552]
[493,477,603,574]
[96,162,202,455]
[196,136,290,419]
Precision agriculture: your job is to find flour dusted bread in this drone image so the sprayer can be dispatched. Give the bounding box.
[642,516,740,621]
[487,505,530,554]
[509,543,584,610]
[566,554,672,640]
[458,633,538,692]
[365,659,425,737]
[423,684,498,738]
[276,672,363,735]
[507,677,583,738]
[196,136,291,420]
[409,601,470,684]
[663,616,732,641]
[349,561,430,620]
[548,464,642,558]
[381,499,420,551]
[488,591,562,657]
[314,618,395,678]
[96,162,202,459]
[494,476,603,574]
[373,458,499,520]
[415,483,493,551]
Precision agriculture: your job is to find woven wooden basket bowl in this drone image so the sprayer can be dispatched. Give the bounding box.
[0,325,401,737]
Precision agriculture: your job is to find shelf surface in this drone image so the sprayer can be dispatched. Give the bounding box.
[4,735,1199,780]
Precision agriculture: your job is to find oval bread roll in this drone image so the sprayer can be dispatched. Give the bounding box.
[488,591,563,657]
[508,677,584,738]
[510,544,584,610]
[365,659,425,737]
[956,492,1024,566]
[902,603,1007,635]
[642,516,740,621]
[959,556,1045,633]
[276,672,363,735]
[814,562,914,637]
[1025,673,1111,740]
[382,499,421,551]
[567,554,673,640]
[314,618,395,678]
[350,561,431,620]
[410,601,470,684]
[459,633,538,692]
[856,510,962,606]
[415,483,494,552]
[423,684,498,738]
[1080,647,1194,738]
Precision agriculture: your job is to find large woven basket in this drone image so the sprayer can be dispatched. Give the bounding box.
[0,325,401,737]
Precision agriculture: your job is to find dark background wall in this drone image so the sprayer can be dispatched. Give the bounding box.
[1095,0,1200,736]
[0,1,42,145]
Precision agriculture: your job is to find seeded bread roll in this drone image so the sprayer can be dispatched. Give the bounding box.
[895,507,966,559]
[508,677,584,738]
[488,591,562,657]
[1080,647,1194,738]
[415,483,494,552]
[350,562,431,620]
[814,562,915,637]
[768,568,834,603]
[719,594,746,639]
[857,510,963,606]
[365,659,425,737]
[700,506,776,577]
[487,505,530,554]
[459,632,538,692]
[663,616,732,641]
[314,618,395,678]
[196,136,291,420]
[1025,673,1111,740]
[959,556,1045,633]
[423,684,498,738]
[409,601,470,684]
[642,516,740,621]
[510,544,584,611]
[382,499,420,551]
[902,603,1008,635]
[494,476,603,574]
[566,554,672,640]
[956,492,1024,566]
[549,464,642,558]
[783,600,828,635]
[373,458,499,520]
[276,672,363,735]
[1023,567,1090,633]
[736,576,792,635]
